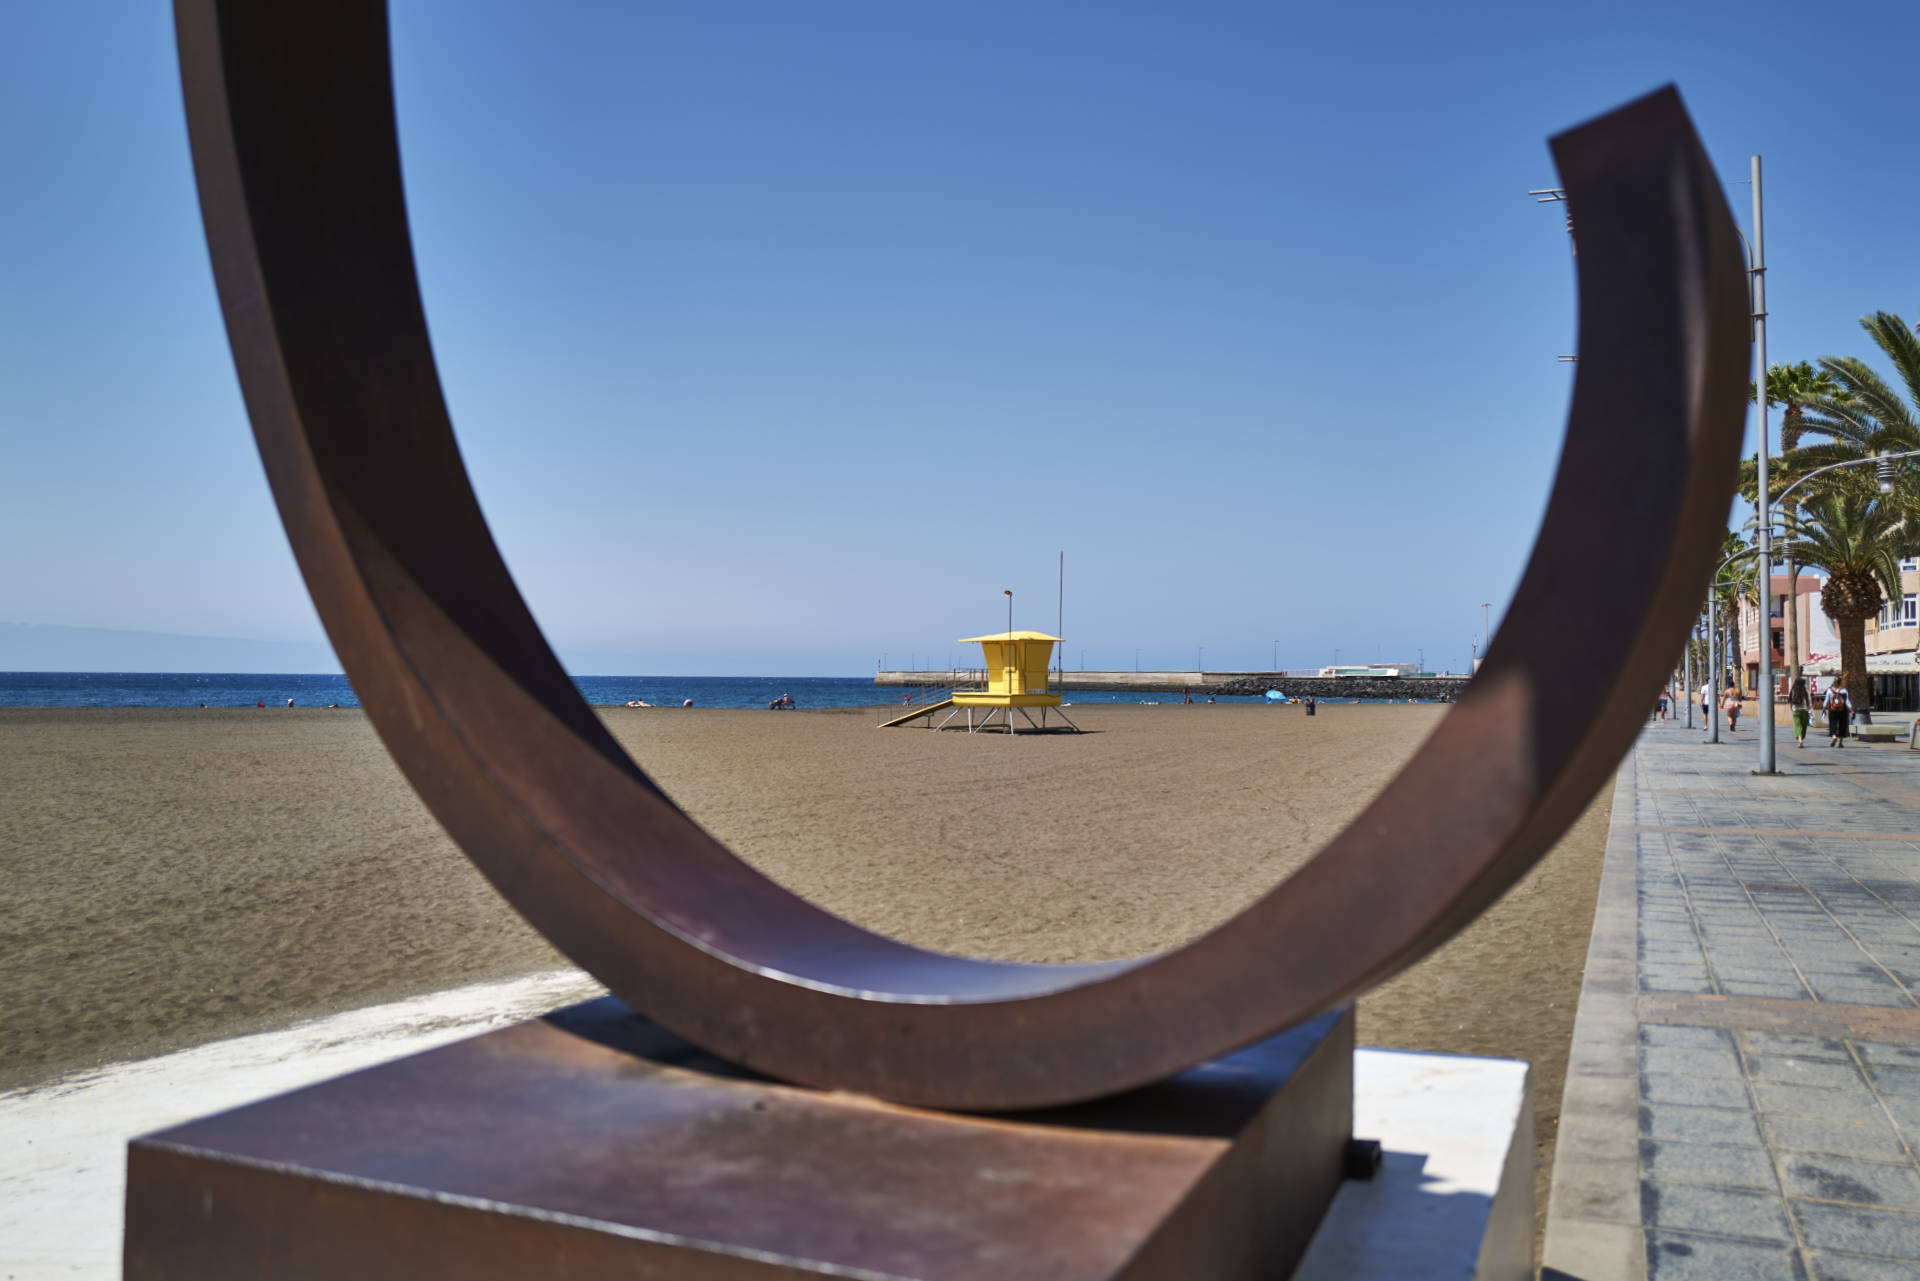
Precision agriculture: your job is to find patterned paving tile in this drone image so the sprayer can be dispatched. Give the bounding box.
[1554,722,1920,1281]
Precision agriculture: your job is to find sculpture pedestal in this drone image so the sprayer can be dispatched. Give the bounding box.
[125,998,1353,1281]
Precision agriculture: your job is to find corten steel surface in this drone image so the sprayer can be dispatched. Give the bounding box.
[125,1002,1354,1281]
[174,0,1749,1109]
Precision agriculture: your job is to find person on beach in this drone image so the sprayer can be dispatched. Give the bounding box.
[1825,686,1851,747]
[1789,676,1811,748]
[1722,687,1741,731]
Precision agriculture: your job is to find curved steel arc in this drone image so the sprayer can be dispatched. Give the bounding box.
[173,0,1750,1109]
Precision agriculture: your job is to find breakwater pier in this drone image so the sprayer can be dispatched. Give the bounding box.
[874,670,1471,701]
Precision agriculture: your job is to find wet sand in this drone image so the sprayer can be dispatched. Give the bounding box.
[1,701,1608,1245]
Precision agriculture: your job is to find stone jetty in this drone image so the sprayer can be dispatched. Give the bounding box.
[874,671,1471,700]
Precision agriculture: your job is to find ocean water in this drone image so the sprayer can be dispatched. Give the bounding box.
[0,672,1304,710]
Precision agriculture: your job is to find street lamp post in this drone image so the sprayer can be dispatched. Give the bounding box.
[1708,591,1721,743]
[1749,157,1778,773]
[1684,621,1695,728]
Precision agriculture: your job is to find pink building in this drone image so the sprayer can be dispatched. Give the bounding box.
[1736,574,1825,696]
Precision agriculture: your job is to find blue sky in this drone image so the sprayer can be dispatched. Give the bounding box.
[3,1,1916,675]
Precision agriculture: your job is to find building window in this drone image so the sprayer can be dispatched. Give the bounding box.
[1902,557,1918,571]
[1907,594,1918,628]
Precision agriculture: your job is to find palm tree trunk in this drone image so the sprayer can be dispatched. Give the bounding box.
[1840,617,1871,712]
[1784,558,1799,691]
[1727,593,1743,694]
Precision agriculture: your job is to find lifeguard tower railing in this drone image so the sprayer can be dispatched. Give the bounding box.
[889,668,987,708]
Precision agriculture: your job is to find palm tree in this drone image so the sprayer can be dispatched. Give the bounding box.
[1749,362,1849,689]
[1776,483,1917,711]
[1752,360,1848,451]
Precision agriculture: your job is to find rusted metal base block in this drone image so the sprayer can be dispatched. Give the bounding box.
[125,998,1353,1280]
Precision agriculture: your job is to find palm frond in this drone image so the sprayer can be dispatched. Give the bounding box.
[1860,312,1920,414]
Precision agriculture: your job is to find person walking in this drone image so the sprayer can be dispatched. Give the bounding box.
[1722,686,1742,732]
[1658,687,1671,721]
[1788,676,1811,749]
[1824,685,1851,747]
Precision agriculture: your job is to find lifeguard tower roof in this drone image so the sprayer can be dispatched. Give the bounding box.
[956,630,1062,645]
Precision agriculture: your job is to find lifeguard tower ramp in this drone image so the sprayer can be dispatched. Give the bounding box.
[886,630,1078,733]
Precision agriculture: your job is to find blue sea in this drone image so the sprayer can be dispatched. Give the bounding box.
[0,673,1297,710]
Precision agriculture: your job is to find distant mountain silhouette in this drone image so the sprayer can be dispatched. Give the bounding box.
[0,623,340,673]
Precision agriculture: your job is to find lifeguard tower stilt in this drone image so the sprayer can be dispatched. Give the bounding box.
[937,630,1078,733]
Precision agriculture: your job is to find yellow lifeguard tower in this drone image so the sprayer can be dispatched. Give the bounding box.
[881,629,1079,733]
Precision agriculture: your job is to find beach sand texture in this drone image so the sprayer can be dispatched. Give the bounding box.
[1,701,1606,1247]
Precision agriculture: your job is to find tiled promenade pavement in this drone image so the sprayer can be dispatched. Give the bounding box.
[1545,716,1920,1281]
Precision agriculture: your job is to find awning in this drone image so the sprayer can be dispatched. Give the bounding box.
[1812,650,1918,676]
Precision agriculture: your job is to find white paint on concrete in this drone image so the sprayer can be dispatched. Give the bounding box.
[1296,1048,1534,1281]
[0,969,605,1280]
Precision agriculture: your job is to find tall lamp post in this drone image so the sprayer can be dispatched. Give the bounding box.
[1708,589,1721,743]
[1684,618,1695,727]
[1747,157,1778,773]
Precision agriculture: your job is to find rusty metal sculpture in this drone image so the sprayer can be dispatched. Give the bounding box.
[173,0,1748,1110]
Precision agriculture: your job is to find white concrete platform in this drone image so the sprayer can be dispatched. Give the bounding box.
[3,989,1530,1281]
[1298,1049,1534,1281]
[0,969,606,1280]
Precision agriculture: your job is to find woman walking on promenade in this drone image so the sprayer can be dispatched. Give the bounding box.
[1722,687,1742,732]
[1825,685,1852,747]
[1789,676,1812,748]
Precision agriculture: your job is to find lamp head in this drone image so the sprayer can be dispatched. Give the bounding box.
[1878,450,1896,495]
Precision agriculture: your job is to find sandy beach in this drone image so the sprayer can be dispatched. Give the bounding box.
[1,700,1607,1247]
